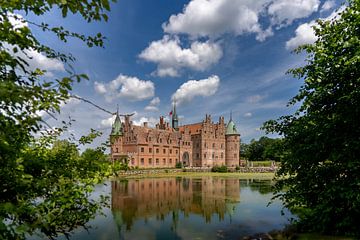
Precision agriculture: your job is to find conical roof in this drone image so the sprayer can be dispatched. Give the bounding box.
[111,112,123,136]
[226,119,239,135]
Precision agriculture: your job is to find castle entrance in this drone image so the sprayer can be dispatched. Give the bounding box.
[182,152,190,167]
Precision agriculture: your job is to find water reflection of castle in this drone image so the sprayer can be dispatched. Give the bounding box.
[111,178,240,230]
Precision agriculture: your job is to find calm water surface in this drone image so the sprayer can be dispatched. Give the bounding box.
[65,177,293,240]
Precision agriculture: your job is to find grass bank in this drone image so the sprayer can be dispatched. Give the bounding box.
[118,171,275,180]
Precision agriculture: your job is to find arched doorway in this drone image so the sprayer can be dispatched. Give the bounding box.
[182,152,190,167]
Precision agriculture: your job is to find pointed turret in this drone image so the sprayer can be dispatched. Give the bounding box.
[226,111,238,135]
[172,101,179,131]
[111,108,123,136]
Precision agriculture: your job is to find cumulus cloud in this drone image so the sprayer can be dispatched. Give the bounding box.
[286,6,345,50]
[25,49,65,74]
[133,117,158,127]
[139,36,222,77]
[171,75,220,105]
[321,0,336,12]
[94,82,107,94]
[145,97,160,111]
[5,13,65,75]
[94,74,155,102]
[100,115,116,128]
[163,0,269,39]
[162,0,320,41]
[268,0,320,27]
[285,21,317,50]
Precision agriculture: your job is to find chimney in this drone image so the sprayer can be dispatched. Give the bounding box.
[143,122,148,128]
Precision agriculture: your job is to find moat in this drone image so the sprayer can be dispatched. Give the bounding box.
[62,176,293,239]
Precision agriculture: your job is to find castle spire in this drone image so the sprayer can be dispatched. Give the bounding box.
[172,100,179,130]
[111,105,123,136]
[230,110,232,121]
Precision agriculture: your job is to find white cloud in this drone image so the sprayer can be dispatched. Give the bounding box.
[25,48,65,73]
[162,0,320,41]
[149,97,160,106]
[286,6,345,50]
[321,0,335,12]
[163,0,270,40]
[94,82,107,94]
[285,21,317,50]
[246,94,265,103]
[268,0,320,27]
[139,36,222,77]
[7,13,28,29]
[4,14,65,74]
[94,74,155,102]
[100,115,116,128]
[171,75,220,105]
[244,112,252,117]
[145,97,160,111]
[133,117,158,127]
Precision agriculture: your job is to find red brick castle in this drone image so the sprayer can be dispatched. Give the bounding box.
[110,104,240,168]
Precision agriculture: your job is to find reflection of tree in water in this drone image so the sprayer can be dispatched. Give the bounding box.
[182,178,190,191]
[241,179,274,195]
[111,177,240,231]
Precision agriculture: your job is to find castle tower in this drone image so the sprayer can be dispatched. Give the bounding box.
[225,112,240,167]
[110,109,124,162]
[172,101,179,131]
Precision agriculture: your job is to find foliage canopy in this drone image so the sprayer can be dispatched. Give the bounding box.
[0,0,120,239]
[263,0,360,237]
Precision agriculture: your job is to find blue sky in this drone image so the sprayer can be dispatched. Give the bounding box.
[22,0,343,146]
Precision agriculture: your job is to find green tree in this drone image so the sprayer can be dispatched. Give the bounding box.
[247,138,265,161]
[262,138,284,162]
[0,0,118,239]
[263,1,360,236]
[240,142,249,159]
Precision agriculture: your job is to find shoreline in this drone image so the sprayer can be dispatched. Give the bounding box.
[115,170,276,180]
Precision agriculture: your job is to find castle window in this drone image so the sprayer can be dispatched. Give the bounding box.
[156,158,159,165]
[204,153,206,159]
[149,137,152,141]
[141,158,144,165]
[149,158,152,164]
[234,153,237,158]
[196,153,199,159]
[212,143,215,148]
[149,148,152,153]
[141,147,144,153]
[156,148,159,153]
[176,150,178,154]
[169,140,172,144]
[169,149,172,154]
[131,158,134,165]
[204,142,207,147]
[212,153,215,159]
[221,143,223,149]
[116,148,118,153]
[221,152,223,158]
[163,158,166,164]
[160,138,162,143]
[169,159,172,164]
[163,149,166,154]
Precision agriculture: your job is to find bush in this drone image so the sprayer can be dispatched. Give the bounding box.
[175,162,183,168]
[211,165,228,173]
[235,165,240,171]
